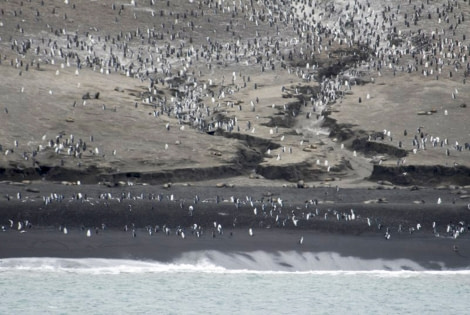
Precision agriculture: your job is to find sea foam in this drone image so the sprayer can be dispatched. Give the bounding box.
[1,251,469,275]
[0,257,224,275]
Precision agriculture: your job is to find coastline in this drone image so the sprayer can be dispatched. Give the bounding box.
[1,182,469,271]
[1,227,469,271]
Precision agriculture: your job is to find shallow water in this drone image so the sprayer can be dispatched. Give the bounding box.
[1,258,470,314]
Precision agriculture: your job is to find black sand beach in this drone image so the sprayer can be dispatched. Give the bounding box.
[1,227,469,270]
[1,182,470,270]
[1,227,470,269]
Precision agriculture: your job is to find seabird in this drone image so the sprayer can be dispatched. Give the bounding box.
[385,231,391,240]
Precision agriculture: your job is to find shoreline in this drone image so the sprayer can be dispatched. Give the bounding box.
[1,182,469,271]
[1,227,469,271]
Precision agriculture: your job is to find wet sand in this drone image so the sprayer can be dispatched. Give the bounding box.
[1,182,470,270]
[1,226,469,271]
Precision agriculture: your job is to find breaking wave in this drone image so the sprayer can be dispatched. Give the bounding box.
[1,251,469,275]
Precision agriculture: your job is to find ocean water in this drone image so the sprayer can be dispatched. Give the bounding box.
[1,257,470,314]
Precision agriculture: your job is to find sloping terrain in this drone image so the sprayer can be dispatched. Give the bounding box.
[0,0,468,186]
